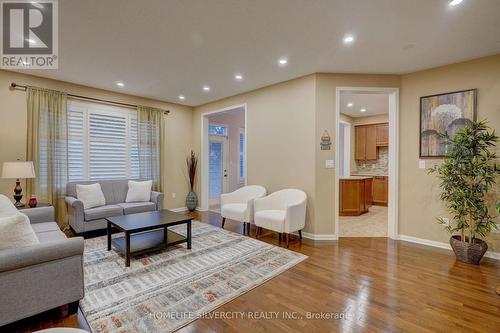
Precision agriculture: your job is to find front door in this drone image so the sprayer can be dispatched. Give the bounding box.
[208,136,228,207]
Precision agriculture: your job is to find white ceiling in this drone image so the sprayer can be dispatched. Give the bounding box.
[14,0,500,106]
[340,92,388,117]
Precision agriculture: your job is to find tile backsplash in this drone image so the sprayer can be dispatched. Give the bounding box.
[355,147,388,174]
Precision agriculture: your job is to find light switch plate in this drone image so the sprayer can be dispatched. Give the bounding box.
[419,160,426,169]
[325,160,334,169]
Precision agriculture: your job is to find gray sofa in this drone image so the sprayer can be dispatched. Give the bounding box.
[66,179,164,233]
[0,206,84,326]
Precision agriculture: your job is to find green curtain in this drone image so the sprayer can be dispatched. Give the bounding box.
[137,106,165,191]
[26,86,68,228]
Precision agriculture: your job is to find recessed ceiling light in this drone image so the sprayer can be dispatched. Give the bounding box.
[278,58,288,66]
[234,74,243,81]
[360,108,367,113]
[343,35,355,45]
[116,81,125,87]
[347,103,353,107]
[449,0,463,6]
[203,85,210,92]
[178,95,185,100]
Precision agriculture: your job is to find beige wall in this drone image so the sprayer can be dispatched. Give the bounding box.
[0,70,194,209]
[314,73,400,234]
[194,75,317,232]
[2,54,498,253]
[353,113,388,126]
[400,54,500,252]
[208,110,245,192]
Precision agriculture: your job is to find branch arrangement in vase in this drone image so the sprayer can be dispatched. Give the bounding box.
[186,150,198,212]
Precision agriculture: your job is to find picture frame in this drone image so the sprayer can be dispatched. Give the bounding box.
[419,89,477,158]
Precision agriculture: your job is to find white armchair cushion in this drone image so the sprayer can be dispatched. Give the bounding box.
[220,185,266,223]
[254,210,286,231]
[126,180,152,203]
[76,183,106,209]
[254,189,307,233]
[220,203,247,222]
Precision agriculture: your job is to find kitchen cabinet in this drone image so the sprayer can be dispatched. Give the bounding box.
[339,177,373,216]
[372,176,388,206]
[355,123,389,160]
[376,123,389,146]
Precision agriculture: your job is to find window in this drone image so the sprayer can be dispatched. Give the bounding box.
[67,100,139,181]
[239,128,245,183]
[208,124,228,136]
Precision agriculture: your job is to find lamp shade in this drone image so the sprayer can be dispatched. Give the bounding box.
[1,161,36,179]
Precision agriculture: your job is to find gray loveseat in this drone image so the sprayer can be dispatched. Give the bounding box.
[66,179,164,234]
[0,206,84,326]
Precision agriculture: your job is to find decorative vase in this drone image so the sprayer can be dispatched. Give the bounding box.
[449,235,488,265]
[28,195,38,208]
[186,191,198,212]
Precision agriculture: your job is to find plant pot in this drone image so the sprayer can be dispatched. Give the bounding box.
[449,235,488,265]
[186,191,198,212]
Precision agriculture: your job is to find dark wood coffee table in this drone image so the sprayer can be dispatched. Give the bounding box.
[106,210,192,267]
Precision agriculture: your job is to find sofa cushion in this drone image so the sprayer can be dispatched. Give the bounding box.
[35,229,67,243]
[221,203,247,222]
[0,213,39,250]
[117,202,156,215]
[126,180,152,203]
[84,205,123,221]
[76,183,106,209]
[31,222,61,233]
[68,180,136,205]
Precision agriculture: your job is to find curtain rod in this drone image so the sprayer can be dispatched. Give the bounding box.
[10,82,170,115]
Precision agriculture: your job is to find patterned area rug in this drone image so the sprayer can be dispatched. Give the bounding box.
[81,221,307,332]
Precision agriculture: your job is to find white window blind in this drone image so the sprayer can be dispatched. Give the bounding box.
[67,100,139,181]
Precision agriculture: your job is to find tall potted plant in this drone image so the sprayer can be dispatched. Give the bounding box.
[428,120,498,264]
[186,150,198,211]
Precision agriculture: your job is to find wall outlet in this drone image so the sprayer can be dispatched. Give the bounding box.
[325,159,334,169]
[172,193,176,199]
[419,160,426,169]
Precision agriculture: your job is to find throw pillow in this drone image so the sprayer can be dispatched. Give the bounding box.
[0,213,39,250]
[0,194,19,218]
[76,183,106,209]
[126,180,153,202]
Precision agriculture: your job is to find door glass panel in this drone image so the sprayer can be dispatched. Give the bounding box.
[209,141,223,198]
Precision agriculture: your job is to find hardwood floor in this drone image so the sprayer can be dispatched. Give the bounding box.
[4,210,500,332]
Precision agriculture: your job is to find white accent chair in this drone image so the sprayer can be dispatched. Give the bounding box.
[254,189,307,247]
[220,185,267,234]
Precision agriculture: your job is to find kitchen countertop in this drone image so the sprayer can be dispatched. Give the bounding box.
[340,176,374,180]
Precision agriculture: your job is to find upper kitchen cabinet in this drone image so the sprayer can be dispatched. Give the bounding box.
[355,123,388,160]
[376,123,389,146]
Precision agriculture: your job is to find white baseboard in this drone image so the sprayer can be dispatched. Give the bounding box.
[398,234,500,260]
[301,232,338,241]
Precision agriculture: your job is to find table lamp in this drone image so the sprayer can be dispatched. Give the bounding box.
[1,161,36,207]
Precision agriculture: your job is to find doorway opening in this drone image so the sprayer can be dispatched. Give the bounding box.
[201,105,247,212]
[335,87,399,239]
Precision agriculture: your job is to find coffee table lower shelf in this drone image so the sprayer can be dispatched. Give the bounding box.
[111,229,187,260]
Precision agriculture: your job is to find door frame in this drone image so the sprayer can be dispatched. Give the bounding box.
[334,87,399,239]
[339,120,351,177]
[200,104,248,211]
